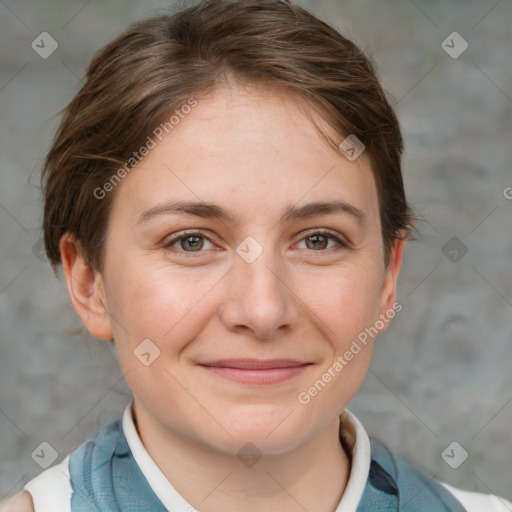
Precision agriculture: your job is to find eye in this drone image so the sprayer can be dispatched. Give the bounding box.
[295,230,348,252]
[162,229,349,257]
[162,231,215,255]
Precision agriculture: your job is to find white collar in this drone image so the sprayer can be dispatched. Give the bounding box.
[122,400,372,512]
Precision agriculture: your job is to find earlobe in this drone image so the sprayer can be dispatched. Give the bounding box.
[378,235,405,328]
[59,233,113,341]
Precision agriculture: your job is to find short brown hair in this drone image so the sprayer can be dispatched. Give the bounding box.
[42,0,417,273]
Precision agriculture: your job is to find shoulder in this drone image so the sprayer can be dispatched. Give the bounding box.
[21,455,72,512]
[440,482,512,512]
[369,437,512,511]
[16,418,125,512]
[0,490,34,512]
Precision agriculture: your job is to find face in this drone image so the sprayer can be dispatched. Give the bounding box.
[68,83,404,456]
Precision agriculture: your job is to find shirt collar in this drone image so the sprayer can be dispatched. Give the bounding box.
[122,400,372,512]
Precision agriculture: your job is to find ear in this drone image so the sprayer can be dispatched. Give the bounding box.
[59,233,113,340]
[377,234,405,331]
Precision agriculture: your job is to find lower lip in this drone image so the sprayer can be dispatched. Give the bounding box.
[199,365,310,385]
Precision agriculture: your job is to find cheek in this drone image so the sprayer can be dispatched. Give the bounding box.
[106,260,218,351]
[303,261,384,343]
[295,269,379,415]
[106,263,214,398]
[305,267,381,402]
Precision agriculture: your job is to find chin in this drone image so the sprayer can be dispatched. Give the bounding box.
[202,413,309,456]
[207,432,303,459]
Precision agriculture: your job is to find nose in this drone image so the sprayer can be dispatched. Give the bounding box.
[219,245,298,340]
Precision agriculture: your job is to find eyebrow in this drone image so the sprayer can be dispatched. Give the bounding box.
[136,199,366,226]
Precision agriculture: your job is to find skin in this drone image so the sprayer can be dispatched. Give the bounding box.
[0,491,33,512]
[57,81,404,512]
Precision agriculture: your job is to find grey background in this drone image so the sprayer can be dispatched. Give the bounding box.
[1,0,511,502]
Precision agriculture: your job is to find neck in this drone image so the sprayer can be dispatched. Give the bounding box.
[132,402,351,512]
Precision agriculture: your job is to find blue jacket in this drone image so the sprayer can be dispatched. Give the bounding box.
[68,418,467,511]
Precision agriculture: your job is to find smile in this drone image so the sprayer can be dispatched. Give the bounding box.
[198,359,313,385]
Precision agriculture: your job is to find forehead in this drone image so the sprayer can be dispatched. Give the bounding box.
[109,83,380,227]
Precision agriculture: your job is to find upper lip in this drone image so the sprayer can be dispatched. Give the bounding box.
[199,359,311,370]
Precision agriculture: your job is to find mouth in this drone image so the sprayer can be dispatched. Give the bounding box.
[197,359,313,385]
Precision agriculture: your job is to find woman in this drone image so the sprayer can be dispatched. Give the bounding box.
[3,1,511,510]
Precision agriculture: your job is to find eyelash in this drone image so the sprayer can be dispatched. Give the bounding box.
[162,229,349,257]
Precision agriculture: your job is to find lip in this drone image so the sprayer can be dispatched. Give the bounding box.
[200,359,310,369]
[198,359,312,385]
